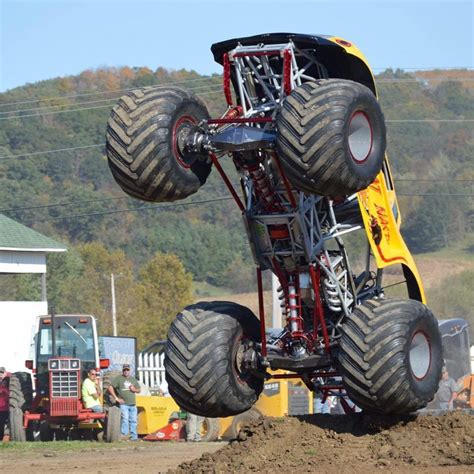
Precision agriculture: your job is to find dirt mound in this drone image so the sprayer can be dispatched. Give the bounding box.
[175,411,473,472]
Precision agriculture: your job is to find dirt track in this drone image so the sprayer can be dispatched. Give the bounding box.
[177,411,473,473]
[0,441,225,473]
[1,412,472,473]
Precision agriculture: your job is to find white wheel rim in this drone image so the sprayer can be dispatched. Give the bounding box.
[409,331,431,380]
[348,111,373,163]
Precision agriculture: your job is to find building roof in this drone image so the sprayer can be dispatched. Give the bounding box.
[0,214,67,252]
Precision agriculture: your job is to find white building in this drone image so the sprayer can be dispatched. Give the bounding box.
[0,214,66,372]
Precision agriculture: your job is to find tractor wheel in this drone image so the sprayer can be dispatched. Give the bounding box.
[164,301,264,418]
[200,417,220,442]
[9,372,33,411]
[276,79,386,196]
[106,86,212,202]
[339,298,443,414]
[105,406,121,442]
[102,370,121,407]
[9,408,26,442]
[39,421,54,442]
[8,372,33,442]
[228,407,263,439]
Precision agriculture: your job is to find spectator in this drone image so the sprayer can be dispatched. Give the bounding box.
[81,368,103,413]
[186,412,204,442]
[314,393,331,414]
[108,364,140,441]
[159,378,170,397]
[0,367,8,442]
[436,367,458,410]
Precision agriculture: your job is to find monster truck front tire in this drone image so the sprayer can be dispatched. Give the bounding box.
[339,298,443,414]
[106,87,212,202]
[276,79,386,196]
[164,301,264,418]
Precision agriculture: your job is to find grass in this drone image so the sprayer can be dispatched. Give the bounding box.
[415,236,474,262]
[0,440,127,452]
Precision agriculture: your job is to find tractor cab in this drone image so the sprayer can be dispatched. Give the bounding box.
[23,314,109,424]
[33,314,102,397]
[10,314,119,442]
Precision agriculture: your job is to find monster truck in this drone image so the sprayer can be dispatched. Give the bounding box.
[105,33,443,415]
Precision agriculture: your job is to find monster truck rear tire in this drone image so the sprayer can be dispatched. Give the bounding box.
[276,79,386,196]
[339,298,443,414]
[164,301,264,418]
[106,86,212,202]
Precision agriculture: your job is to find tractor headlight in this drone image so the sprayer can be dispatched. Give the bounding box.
[49,360,59,370]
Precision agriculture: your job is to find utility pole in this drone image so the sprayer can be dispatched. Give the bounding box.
[111,273,118,336]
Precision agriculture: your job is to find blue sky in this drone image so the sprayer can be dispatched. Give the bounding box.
[1,0,473,92]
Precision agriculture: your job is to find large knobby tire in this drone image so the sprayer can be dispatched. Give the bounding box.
[105,406,121,442]
[106,86,212,202]
[9,372,33,411]
[164,301,264,418]
[339,298,443,414]
[276,79,386,196]
[9,408,26,442]
[8,372,33,442]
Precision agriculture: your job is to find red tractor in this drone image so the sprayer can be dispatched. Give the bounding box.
[106,33,443,416]
[9,313,121,441]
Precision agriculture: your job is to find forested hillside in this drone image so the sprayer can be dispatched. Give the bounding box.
[0,66,472,345]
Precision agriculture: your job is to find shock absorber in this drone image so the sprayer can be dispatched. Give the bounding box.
[223,106,243,120]
[287,275,307,358]
[246,161,283,213]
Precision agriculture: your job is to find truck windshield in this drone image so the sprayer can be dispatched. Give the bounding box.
[37,317,96,362]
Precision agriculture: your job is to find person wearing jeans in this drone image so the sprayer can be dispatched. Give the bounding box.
[108,364,141,441]
[119,403,138,440]
[186,412,204,442]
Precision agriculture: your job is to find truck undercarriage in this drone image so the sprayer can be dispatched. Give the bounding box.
[106,33,443,417]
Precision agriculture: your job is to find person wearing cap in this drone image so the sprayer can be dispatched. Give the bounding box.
[0,367,9,442]
[107,364,140,441]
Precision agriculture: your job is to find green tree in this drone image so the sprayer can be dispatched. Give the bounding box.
[130,252,193,348]
[426,269,474,342]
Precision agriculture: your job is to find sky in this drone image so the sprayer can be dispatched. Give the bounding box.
[0,0,473,92]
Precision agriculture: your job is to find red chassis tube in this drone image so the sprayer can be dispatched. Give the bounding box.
[24,409,105,428]
[206,148,333,358]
